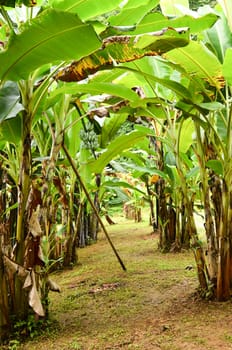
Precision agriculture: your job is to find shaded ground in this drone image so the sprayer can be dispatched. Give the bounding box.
[18,216,232,350]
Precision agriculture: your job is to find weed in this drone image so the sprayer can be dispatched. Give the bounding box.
[70,341,82,350]
[225,333,232,343]
[8,339,20,350]
[12,313,55,343]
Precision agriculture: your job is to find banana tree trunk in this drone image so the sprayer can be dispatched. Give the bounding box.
[14,109,32,319]
[195,125,219,286]
[145,178,157,231]
[0,183,9,341]
[156,177,170,251]
[216,180,231,300]
[0,241,9,343]
[175,147,209,292]
[184,196,209,292]
[216,95,232,300]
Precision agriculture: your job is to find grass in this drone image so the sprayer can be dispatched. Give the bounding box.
[13,212,232,350]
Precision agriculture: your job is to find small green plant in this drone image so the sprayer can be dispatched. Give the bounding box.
[8,339,20,350]
[224,334,232,343]
[70,341,82,350]
[13,314,52,340]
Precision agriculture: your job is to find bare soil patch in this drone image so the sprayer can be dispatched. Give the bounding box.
[18,216,232,350]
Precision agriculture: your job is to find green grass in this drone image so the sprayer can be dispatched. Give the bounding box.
[13,212,232,350]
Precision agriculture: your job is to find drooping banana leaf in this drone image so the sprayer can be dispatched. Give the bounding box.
[119,12,219,35]
[50,82,141,104]
[89,129,152,174]
[0,9,101,82]
[56,27,189,82]
[165,41,223,89]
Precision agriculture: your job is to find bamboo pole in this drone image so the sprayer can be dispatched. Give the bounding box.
[62,143,127,271]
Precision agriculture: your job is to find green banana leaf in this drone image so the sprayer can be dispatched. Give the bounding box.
[160,0,189,17]
[222,48,232,85]
[109,0,159,26]
[50,0,122,21]
[165,41,223,89]
[103,180,146,196]
[206,159,224,176]
[64,108,82,158]
[0,9,101,81]
[131,12,219,35]
[50,82,141,103]
[118,65,193,101]
[0,114,21,145]
[57,27,189,82]
[89,129,150,174]
[203,10,232,63]
[100,113,128,148]
[178,118,195,153]
[0,81,23,122]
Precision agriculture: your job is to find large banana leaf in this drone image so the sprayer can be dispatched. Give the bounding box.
[217,0,232,31]
[50,0,122,21]
[109,0,159,26]
[222,48,232,85]
[57,27,189,82]
[117,66,193,101]
[0,114,21,145]
[64,108,82,158]
[160,0,189,17]
[0,9,101,81]
[50,82,141,103]
[89,129,151,174]
[0,81,23,122]
[100,113,128,148]
[178,118,195,153]
[203,11,232,63]
[165,41,223,89]
[130,12,219,35]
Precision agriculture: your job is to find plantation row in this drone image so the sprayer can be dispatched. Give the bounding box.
[0,0,231,343]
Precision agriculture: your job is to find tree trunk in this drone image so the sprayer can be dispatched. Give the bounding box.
[0,242,9,343]
[145,179,157,231]
[216,181,231,300]
[156,178,170,251]
[14,109,32,320]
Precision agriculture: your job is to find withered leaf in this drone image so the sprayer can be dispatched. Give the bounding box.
[56,27,189,82]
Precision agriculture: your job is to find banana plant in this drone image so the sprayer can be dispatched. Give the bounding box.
[0,0,102,336]
[58,0,224,297]
[0,1,229,343]
[1,0,156,330]
[152,0,232,299]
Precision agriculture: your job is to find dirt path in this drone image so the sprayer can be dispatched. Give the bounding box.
[19,218,232,350]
